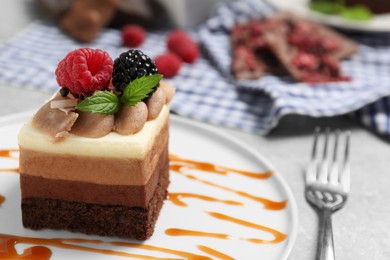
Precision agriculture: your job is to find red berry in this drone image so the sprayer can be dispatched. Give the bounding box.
[293,52,318,71]
[167,30,199,63]
[122,25,145,47]
[155,52,182,78]
[55,48,113,95]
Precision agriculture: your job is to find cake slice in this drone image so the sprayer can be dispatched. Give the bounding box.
[18,48,175,240]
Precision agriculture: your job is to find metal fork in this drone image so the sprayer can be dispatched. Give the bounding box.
[305,127,351,260]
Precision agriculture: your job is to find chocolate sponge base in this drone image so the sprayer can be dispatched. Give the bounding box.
[21,164,169,240]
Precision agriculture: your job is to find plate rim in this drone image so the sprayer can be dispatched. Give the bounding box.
[0,111,299,259]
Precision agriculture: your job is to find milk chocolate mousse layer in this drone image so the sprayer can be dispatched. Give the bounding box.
[21,147,168,207]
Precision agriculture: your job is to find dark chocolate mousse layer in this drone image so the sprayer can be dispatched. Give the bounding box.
[21,161,170,240]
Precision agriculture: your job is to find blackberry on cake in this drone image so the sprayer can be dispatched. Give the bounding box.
[112,49,158,93]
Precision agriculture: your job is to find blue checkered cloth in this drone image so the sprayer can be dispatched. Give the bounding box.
[0,0,390,135]
[199,0,390,135]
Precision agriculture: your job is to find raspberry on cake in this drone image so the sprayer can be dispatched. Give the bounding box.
[18,48,175,240]
[55,48,113,96]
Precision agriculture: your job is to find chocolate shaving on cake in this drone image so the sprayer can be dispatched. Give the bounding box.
[50,98,78,109]
[50,98,78,115]
[32,101,78,141]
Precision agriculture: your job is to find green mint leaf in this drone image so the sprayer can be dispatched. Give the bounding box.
[121,74,163,106]
[341,5,372,21]
[76,91,120,114]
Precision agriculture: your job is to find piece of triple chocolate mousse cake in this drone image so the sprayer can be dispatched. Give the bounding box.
[18,48,175,240]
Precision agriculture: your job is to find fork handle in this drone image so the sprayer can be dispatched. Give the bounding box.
[317,209,335,260]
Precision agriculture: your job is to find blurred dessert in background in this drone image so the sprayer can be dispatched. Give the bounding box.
[37,0,164,42]
[37,0,231,43]
[231,13,358,83]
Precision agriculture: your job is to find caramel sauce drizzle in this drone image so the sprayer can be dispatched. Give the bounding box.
[0,168,19,173]
[166,229,231,239]
[169,154,273,179]
[165,211,286,245]
[109,241,211,260]
[197,245,234,260]
[167,193,243,207]
[0,149,19,173]
[0,149,19,158]
[170,172,286,210]
[0,233,212,260]
[206,211,287,244]
[169,154,286,210]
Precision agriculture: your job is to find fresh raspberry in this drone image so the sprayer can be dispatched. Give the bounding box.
[55,48,113,96]
[122,25,145,47]
[155,52,182,78]
[167,30,199,64]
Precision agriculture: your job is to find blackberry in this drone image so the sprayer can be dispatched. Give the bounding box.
[59,87,69,97]
[112,50,159,93]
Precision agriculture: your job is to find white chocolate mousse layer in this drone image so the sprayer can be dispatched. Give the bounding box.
[19,105,169,159]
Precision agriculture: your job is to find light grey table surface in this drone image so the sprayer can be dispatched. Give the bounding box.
[1,1,390,259]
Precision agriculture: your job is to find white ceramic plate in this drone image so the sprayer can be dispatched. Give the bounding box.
[0,112,298,259]
[269,0,390,32]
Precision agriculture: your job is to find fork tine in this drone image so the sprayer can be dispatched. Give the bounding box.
[329,129,340,184]
[332,130,340,162]
[306,127,321,184]
[340,131,351,191]
[318,128,331,183]
[311,127,321,159]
